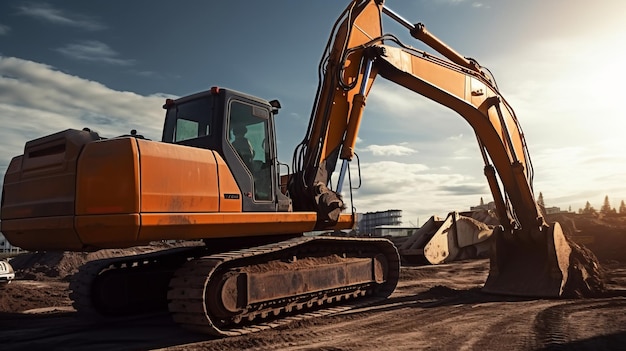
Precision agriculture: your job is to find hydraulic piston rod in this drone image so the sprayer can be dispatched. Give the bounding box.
[382,6,481,73]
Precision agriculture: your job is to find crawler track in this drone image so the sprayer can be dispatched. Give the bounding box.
[69,246,205,316]
[168,236,400,336]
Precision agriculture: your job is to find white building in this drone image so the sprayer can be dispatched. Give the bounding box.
[0,229,21,253]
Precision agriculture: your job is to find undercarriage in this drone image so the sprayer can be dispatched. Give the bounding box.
[69,236,400,336]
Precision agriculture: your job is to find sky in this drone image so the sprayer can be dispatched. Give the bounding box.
[1,0,625,227]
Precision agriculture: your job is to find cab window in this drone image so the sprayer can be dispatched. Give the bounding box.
[163,97,212,143]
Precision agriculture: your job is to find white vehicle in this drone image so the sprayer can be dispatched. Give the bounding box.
[0,260,15,283]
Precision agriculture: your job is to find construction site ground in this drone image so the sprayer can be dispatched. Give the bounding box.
[1,214,625,351]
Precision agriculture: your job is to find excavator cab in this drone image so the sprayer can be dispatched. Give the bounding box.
[161,87,290,213]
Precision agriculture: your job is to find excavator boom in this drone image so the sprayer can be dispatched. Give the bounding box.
[289,0,600,297]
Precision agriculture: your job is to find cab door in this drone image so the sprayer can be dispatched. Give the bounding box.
[223,98,277,212]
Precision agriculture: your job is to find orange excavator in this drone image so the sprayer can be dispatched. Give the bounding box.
[1,0,596,336]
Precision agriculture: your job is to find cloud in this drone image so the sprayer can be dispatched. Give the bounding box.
[16,3,105,30]
[437,184,487,195]
[0,56,171,181]
[289,112,304,120]
[0,24,10,35]
[133,70,159,78]
[472,3,489,9]
[334,160,489,223]
[363,80,473,143]
[447,134,464,141]
[367,81,434,118]
[56,40,135,66]
[363,144,417,156]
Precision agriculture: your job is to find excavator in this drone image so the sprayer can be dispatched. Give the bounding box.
[0,0,597,336]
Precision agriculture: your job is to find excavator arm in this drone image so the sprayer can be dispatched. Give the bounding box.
[289,0,596,297]
[288,0,383,225]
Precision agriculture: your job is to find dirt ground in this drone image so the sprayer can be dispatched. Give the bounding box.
[0,214,625,351]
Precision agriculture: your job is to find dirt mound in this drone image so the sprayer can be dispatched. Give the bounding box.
[9,241,201,281]
[0,281,71,313]
[547,213,626,262]
[10,251,91,281]
[561,237,605,297]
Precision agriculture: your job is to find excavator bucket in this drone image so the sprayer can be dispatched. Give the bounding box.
[396,212,494,265]
[483,222,573,297]
[423,212,494,265]
[396,216,445,264]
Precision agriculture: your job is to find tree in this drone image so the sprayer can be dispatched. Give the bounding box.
[620,200,626,214]
[480,197,484,206]
[600,195,612,214]
[537,192,545,208]
[582,201,596,214]
[537,192,546,217]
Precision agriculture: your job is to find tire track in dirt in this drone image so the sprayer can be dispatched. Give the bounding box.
[166,293,462,350]
[533,298,626,350]
[178,287,626,351]
[174,287,525,351]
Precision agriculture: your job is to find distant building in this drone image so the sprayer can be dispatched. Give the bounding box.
[358,209,402,235]
[0,232,21,253]
[373,225,416,237]
[545,206,563,214]
[470,200,496,212]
